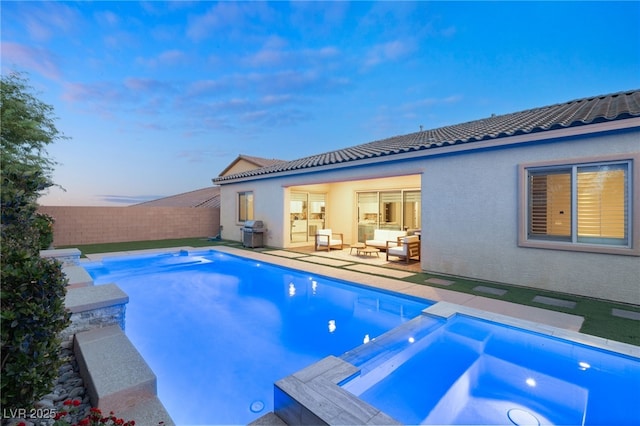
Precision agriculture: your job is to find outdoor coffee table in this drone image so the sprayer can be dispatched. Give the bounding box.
[357,246,380,257]
[349,242,366,254]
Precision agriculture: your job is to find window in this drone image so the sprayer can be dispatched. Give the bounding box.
[238,191,254,222]
[521,157,637,254]
[357,190,421,241]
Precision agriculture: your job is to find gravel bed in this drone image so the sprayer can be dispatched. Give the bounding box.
[2,340,91,426]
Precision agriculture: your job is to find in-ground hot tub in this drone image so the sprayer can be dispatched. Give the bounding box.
[339,311,640,425]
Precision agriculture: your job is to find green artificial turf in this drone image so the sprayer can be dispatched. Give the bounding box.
[58,237,228,255]
[401,272,640,346]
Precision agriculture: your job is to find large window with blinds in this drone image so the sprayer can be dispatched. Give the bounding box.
[523,160,632,250]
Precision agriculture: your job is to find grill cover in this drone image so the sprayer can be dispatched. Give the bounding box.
[241,220,266,248]
[242,220,265,232]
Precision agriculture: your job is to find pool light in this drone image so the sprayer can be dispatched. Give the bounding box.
[578,361,591,370]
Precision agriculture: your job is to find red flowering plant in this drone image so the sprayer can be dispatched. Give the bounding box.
[51,399,135,426]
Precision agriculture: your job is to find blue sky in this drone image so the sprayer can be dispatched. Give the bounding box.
[3,1,639,206]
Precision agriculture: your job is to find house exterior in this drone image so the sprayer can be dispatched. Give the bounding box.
[213,90,640,304]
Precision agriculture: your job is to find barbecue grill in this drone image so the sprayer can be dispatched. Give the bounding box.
[241,220,266,248]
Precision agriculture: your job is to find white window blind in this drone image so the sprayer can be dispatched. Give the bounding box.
[577,165,627,243]
[527,161,630,247]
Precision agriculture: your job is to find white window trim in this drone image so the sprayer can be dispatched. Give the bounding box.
[518,153,640,256]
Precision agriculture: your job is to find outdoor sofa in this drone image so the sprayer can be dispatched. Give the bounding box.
[365,229,407,250]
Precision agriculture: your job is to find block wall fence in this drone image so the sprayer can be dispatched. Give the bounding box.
[38,206,220,246]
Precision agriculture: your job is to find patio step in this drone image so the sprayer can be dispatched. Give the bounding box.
[74,325,174,424]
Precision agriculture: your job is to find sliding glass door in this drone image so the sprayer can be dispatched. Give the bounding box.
[357,190,420,242]
[290,192,325,242]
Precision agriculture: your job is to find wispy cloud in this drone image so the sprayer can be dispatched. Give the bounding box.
[1,42,61,80]
[289,1,349,37]
[94,10,120,27]
[364,40,415,68]
[242,41,341,69]
[124,77,175,93]
[401,95,463,111]
[61,77,178,120]
[20,2,82,42]
[186,2,275,42]
[137,49,189,68]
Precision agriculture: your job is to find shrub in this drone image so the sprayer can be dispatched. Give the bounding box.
[1,72,71,410]
[34,212,55,249]
[0,246,70,407]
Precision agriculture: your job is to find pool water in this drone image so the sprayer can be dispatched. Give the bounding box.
[340,314,640,425]
[83,250,431,425]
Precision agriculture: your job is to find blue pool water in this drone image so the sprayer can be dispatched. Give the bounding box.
[341,314,640,425]
[83,250,431,425]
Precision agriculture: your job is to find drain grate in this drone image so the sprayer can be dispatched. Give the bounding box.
[250,400,265,413]
[507,408,540,426]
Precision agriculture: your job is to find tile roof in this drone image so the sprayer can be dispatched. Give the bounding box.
[217,154,287,177]
[213,89,640,183]
[238,154,287,168]
[132,187,220,208]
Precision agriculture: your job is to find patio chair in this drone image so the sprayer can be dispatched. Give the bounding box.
[386,235,420,263]
[315,229,344,251]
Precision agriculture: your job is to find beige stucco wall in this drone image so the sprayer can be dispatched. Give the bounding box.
[421,130,640,304]
[38,206,219,246]
[222,159,265,176]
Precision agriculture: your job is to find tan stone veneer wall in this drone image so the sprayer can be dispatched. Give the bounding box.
[38,206,219,246]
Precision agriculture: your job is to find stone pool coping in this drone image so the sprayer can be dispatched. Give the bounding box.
[41,248,176,426]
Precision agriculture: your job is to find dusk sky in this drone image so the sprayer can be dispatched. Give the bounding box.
[2,1,639,206]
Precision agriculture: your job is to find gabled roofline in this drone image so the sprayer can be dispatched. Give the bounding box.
[217,154,287,177]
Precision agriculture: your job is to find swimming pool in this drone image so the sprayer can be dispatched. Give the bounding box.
[339,311,640,425]
[83,250,431,424]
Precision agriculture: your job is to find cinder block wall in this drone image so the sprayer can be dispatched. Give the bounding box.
[38,206,220,246]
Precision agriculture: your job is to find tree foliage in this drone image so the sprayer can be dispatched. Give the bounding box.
[1,71,71,409]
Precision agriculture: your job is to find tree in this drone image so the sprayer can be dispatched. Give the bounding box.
[1,71,71,409]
